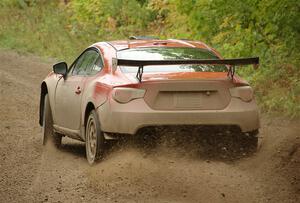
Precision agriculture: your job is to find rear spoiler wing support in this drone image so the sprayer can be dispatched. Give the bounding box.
[228,66,236,79]
[114,57,259,82]
[136,66,144,82]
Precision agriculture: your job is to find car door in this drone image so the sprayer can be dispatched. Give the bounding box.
[54,49,100,131]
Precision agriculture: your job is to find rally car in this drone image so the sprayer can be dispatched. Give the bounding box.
[39,37,260,164]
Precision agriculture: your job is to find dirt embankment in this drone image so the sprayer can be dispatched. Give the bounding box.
[0,50,299,203]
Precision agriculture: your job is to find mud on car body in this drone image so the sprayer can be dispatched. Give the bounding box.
[39,37,260,164]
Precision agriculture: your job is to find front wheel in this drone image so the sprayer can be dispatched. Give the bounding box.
[85,110,105,165]
[42,94,62,147]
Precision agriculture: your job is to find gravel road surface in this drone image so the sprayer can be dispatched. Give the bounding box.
[0,50,299,202]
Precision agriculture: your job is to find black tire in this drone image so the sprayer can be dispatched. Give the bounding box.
[244,130,259,149]
[85,110,105,165]
[42,94,62,147]
[136,127,158,150]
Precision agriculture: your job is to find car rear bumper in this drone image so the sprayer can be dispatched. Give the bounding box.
[97,98,260,135]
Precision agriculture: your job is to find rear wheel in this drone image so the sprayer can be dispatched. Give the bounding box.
[244,130,259,149]
[135,127,158,149]
[85,110,105,165]
[42,94,62,147]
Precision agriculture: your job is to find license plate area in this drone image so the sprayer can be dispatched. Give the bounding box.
[143,80,231,110]
[174,92,203,109]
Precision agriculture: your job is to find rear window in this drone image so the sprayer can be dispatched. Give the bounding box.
[117,47,227,73]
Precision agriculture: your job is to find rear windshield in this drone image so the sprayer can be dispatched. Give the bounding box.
[117,47,227,73]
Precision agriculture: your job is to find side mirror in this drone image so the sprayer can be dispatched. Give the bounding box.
[53,62,67,78]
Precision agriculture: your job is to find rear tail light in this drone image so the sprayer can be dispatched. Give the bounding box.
[112,88,146,103]
[230,86,254,102]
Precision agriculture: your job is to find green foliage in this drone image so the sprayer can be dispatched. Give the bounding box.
[70,0,154,39]
[0,0,86,63]
[169,0,300,116]
[0,0,43,8]
[0,0,299,116]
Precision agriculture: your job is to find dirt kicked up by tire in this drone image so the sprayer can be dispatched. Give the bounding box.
[0,50,299,202]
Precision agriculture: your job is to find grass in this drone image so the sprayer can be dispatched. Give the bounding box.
[0,1,89,64]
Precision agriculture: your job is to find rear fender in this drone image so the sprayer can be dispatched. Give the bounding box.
[80,82,111,138]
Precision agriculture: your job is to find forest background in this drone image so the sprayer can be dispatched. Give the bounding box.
[0,0,299,117]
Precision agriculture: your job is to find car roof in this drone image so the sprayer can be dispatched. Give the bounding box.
[94,39,214,51]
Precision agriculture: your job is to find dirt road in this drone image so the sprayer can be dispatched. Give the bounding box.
[0,50,299,203]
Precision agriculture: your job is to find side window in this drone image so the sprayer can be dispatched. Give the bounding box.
[72,50,99,76]
[86,55,104,76]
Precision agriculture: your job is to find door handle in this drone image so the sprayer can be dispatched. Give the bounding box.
[75,86,81,94]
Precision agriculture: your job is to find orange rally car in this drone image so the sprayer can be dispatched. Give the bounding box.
[39,37,260,164]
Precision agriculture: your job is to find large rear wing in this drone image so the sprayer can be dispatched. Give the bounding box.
[113,57,259,82]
